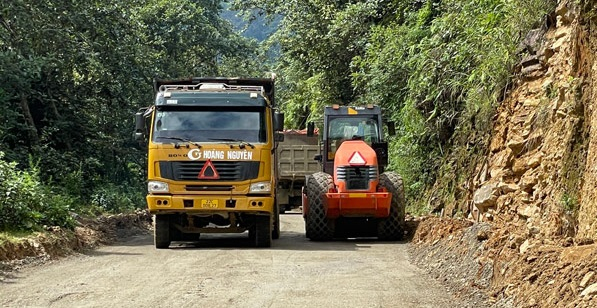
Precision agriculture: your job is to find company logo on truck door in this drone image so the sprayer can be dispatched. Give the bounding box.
[187,149,253,161]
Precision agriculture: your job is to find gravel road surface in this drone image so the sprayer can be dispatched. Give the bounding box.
[0,212,462,307]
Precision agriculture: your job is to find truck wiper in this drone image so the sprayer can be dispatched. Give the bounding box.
[208,138,255,149]
[155,137,201,149]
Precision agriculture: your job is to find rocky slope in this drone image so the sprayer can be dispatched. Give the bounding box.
[411,1,597,307]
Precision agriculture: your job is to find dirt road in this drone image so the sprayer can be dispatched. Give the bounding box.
[1,213,463,307]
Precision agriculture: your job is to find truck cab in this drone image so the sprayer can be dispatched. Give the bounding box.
[135,77,283,248]
[317,104,391,174]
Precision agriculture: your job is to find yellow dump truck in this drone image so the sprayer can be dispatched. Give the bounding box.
[135,77,284,248]
[276,129,319,213]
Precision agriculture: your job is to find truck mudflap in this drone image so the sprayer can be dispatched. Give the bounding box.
[324,192,391,218]
[146,195,274,213]
[301,186,310,217]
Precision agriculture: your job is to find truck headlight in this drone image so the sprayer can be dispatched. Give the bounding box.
[250,182,271,194]
[148,181,169,193]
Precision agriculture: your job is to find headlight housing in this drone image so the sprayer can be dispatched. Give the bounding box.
[148,181,169,193]
[250,181,271,194]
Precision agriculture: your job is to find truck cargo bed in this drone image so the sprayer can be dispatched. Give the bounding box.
[278,145,320,179]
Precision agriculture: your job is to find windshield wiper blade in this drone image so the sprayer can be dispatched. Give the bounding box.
[155,137,201,148]
[208,138,255,149]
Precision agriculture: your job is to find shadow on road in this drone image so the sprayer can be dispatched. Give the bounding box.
[403,219,421,242]
[125,230,411,252]
[101,215,421,252]
[0,270,19,284]
[84,250,144,257]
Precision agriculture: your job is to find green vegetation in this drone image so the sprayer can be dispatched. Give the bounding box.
[0,231,34,245]
[0,152,75,230]
[1,0,561,231]
[0,0,262,231]
[561,193,579,215]
[232,0,556,213]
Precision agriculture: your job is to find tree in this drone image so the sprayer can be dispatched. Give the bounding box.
[0,0,263,229]
[232,0,396,127]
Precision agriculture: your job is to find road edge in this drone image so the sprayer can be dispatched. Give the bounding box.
[0,209,152,272]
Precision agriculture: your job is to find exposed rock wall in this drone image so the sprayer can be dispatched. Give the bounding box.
[577,3,597,239]
[411,2,597,307]
[471,0,597,240]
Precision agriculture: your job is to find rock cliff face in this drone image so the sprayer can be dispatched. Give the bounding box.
[411,1,597,307]
[471,0,596,241]
[577,4,597,239]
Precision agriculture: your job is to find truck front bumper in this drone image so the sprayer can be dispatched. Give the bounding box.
[147,194,274,214]
[324,192,391,218]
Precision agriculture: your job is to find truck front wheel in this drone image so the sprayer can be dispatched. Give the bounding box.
[249,215,272,248]
[154,214,171,249]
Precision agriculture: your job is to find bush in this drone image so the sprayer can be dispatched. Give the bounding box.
[90,183,145,213]
[0,152,75,231]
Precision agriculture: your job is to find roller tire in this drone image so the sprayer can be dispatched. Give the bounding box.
[377,171,406,240]
[305,172,335,241]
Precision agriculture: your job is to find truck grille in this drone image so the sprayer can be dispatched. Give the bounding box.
[159,161,260,181]
[336,166,378,190]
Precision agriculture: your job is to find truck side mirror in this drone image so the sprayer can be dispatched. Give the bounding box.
[307,122,315,137]
[387,121,396,136]
[135,112,146,141]
[372,142,389,167]
[273,112,284,131]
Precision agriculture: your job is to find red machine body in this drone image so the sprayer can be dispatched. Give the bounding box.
[322,140,391,218]
[301,105,404,240]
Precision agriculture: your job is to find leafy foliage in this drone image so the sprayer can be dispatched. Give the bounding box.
[232,0,397,127]
[0,152,75,231]
[234,0,555,211]
[0,0,262,230]
[0,0,559,231]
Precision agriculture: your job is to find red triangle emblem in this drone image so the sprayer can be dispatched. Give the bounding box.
[198,159,220,179]
[348,151,367,166]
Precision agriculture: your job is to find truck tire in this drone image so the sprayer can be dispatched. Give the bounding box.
[272,203,281,240]
[250,215,272,248]
[154,214,171,249]
[305,172,335,241]
[377,171,406,240]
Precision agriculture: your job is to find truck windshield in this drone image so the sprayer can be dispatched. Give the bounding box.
[152,109,266,143]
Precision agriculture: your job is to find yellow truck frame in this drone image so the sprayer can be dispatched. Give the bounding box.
[135,77,284,248]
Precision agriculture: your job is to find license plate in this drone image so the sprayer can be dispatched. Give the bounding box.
[347,193,367,198]
[201,199,219,208]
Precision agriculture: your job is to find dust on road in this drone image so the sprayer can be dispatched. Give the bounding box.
[0,212,463,308]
